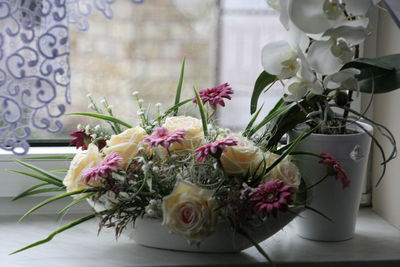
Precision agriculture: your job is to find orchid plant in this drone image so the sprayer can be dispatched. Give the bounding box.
[251,0,399,184]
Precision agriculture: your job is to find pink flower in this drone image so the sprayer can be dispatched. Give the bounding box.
[319,153,350,188]
[194,138,237,162]
[250,180,294,217]
[193,82,234,109]
[83,152,123,185]
[143,127,185,149]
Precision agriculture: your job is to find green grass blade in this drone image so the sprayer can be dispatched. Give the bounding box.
[12,182,49,201]
[160,99,191,120]
[9,167,63,188]
[174,57,186,115]
[14,187,66,201]
[263,125,318,176]
[58,192,96,215]
[66,112,132,128]
[193,87,208,137]
[50,169,68,173]
[18,189,96,222]
[23,155,75,160]
[243,104,264,137]
[305,205,334,223]
[247,103,292,137]
[10,214,96,255]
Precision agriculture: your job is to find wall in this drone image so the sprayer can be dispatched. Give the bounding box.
[371,9,400,229]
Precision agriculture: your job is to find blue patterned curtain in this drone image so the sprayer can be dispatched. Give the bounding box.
[0,0,143,155]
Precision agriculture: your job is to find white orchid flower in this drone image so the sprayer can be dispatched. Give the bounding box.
[284,50,323,101]
[266,0,290,29]
[262,41,298,79]
[323,68,361,92]
[261,21,309,79]
[288,0,373,34]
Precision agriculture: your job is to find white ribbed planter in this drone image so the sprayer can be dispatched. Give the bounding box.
[289,122,373,241]
[88,199,303,252]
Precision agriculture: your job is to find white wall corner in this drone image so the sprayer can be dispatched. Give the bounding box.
[371,9,400,230]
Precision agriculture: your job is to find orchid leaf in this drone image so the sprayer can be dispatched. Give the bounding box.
[174,57,186,115]
[342,54,400,94]
[66,112,132,128]
[10,214,96,255]
[250,71,276,114]
[266,101,312,148]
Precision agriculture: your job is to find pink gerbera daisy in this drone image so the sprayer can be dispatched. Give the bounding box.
[143,127,185,149]
[83,152,123,185]
[194,138,237,162]
[250,180,294,217]
[193,82,234,109]
[319,153,350,188]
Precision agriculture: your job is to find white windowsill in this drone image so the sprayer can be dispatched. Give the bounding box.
[1,208,400,267]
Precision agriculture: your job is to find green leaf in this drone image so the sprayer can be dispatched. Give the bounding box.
[263,128,313,176]
[23,155,75,160]
[305,205,334,223]
[50,169,68,173]
[12,161,64,187]
[247,103,293,137]
[10,214,96,255]
[18,189,96,222]
[8,169,61,186]
[58,192,96,215]
[12,182,49,201]
[66,112,133,128]
[13,186,65,201]
[193,87,208,137]
[250,71,276,114]
[243,104,263,137]
[342,54,400,94]
[160,98,191,120]
[266,101,312,148]
[174,57,186,116]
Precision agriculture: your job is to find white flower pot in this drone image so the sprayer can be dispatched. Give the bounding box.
[129,206,303,252]
[289,122,373,241]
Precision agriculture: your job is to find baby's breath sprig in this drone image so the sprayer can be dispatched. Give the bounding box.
[100,98,122,133]
[132,91,152,133]
[86,94,120,134]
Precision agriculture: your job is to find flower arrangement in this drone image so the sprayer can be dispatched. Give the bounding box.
[10,60,348,264]
[252,0,399,184]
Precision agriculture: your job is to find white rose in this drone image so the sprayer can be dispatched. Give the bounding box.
[264,153,301,187]
[162,180,216,243]
[103,126,147,168]
[162,116,204,151]
[63,144,102,193]
[220,133,266,176]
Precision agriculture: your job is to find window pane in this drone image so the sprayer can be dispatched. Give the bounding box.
[30,0,219,139]
[29,0,284,140]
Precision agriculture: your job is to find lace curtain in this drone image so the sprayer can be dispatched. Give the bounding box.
[0,0,143,155]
